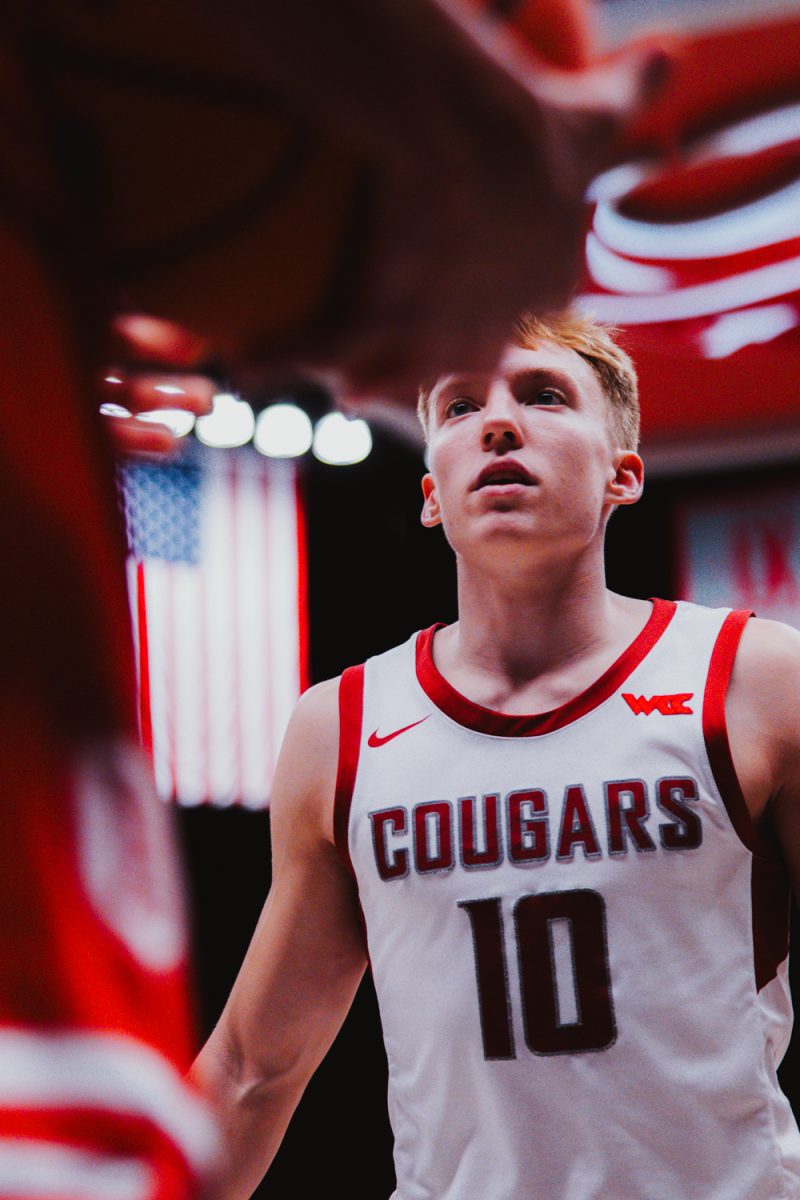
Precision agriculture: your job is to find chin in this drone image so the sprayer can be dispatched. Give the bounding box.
[457,521,542,560]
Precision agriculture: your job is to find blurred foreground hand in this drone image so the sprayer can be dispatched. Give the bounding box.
[100,314,216,456]
[77,1,675,417]
[313,22,675,406]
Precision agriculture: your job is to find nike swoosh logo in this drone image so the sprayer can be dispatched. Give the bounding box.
[367,716,430,748]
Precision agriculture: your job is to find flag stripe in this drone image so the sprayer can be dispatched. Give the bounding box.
[237,462,270,805]
[262,468,278,806]
[135,563,153,759]
[295,467,310,694]
[229,459,244,804]
[166,564,179,801]
[173,564,203,806]
[143,562,172,802]
[205,463,236,805]
[199,550,212,806]
[267,463,302,781]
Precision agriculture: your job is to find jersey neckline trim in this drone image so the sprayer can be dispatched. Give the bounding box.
[414,598,677,737]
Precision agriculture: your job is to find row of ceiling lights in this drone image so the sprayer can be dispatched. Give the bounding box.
[101,387,373,465]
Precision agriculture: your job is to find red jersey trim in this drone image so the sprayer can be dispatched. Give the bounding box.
[751,857,790,991]
[701,608,790,990]
[333,664,364,877]
[414,599,677,737]
[701,609,776,859]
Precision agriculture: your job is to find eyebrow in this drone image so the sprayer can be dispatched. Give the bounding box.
[503,367,578,397]
[430,375,489,421]
[431,364,580,421]
[433,375,488,400]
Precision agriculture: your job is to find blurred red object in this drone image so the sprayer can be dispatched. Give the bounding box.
[0,228,214,1196]
[579,12,800,454]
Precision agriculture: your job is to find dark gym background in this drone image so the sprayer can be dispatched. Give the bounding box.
[177,428,800,1199]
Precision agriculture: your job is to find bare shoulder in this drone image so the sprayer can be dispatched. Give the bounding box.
[728,617,800,887]
[731,616,800,711]
[728,618,800,809]
[270,675,342,848]
[282,675,341,759]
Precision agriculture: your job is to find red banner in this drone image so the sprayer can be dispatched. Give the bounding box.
[677,483,800,625]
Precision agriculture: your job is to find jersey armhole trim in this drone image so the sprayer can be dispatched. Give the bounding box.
[333,664,364,878]
[702,609,776,860]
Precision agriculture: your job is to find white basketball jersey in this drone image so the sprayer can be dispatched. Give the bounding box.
[334,599,800,1200]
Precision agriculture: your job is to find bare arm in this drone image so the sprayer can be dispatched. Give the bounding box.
[728,618,800,896]
[192,677,367,1199]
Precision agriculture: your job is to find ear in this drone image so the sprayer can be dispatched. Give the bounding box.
[420,473,442,528]
[607,451,644,507]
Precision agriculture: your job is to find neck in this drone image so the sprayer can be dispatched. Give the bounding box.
[451,544,615,682]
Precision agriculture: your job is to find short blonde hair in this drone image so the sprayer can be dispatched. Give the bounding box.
[417,310,640,450]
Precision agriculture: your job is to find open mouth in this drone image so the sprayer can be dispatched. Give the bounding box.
[474,461,536,489]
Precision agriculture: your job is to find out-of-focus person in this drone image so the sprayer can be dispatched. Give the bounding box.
[0,2,671,1195]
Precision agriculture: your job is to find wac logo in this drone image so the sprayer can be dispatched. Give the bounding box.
[622,693,694,717]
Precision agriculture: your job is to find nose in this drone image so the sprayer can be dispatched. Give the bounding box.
[481,389,523,451]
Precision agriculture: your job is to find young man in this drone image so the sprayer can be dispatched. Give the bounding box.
[195,311,800,1199]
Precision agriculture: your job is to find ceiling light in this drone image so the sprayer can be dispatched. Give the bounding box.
[312,413,372,465]
[195,392,255,448]
[254,403,313,458]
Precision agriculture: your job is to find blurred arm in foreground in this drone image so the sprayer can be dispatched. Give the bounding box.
[209,0,673,400]
[42,0,673,406]
[0,3,673,1198]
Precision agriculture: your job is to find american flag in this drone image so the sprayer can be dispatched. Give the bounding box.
[119,446,308,808]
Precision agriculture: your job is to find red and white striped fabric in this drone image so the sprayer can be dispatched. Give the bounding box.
[0,1027,216,1200]
[0,732,217,1200]
[121,449,308,809]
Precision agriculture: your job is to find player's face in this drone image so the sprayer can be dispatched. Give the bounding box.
[420,340,643,566]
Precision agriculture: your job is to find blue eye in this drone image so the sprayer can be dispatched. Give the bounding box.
[446,398,476,418]
[531,389,562,406]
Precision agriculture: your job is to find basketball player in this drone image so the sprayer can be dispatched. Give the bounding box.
[194,311,800,1199]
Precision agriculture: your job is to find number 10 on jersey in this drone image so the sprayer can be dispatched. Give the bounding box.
[459,889,617,1058]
